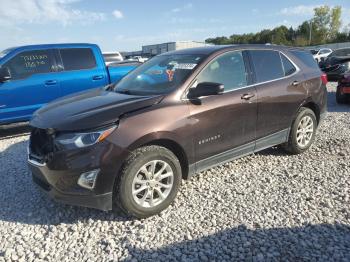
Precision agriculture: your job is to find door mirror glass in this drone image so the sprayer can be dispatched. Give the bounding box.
[188,82,224,98]
[0,67,11,82]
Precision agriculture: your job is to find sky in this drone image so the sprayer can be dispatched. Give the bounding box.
[0,0,350,52]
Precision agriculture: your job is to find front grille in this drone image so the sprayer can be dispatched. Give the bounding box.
[29,128,55,161]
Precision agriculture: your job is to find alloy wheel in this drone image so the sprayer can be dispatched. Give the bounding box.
[296,115,314,148]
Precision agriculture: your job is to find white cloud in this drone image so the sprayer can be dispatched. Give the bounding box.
[0,0,106,26]
[171,3,193,13]
[112,9,124,19]
[279,5,319,16]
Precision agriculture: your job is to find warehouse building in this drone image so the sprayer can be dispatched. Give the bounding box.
[123,41,211,58]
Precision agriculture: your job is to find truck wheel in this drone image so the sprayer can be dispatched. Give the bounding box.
[283,107,317,155]
[336,87,347,104]
[114,145,182,218]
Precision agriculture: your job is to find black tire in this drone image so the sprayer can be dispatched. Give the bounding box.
[336,87,347,104]
[283,107,317,155]
[113,145,182,219]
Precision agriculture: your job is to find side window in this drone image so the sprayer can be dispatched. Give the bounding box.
[291,50,319,69]
[249,50,284,83]
[59,48,96,71]
[280,53,297,76]
[3,50,53,80]
[196,51,247,92]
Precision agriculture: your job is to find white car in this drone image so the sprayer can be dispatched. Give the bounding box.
[103,52,124,66]
[312,48,332,63]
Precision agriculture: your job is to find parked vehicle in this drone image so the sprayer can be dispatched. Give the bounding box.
[28,45,328,218]
[0,44,136,125]
[312,48,332,63]
[336,73,350,104]
[103,52,124,66]
[126,56,149,63]
[321,47,350,81]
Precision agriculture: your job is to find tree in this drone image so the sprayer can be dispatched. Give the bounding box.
[330,6,342,40]
[205,5,346,47]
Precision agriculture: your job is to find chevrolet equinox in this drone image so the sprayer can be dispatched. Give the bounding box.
[28,45,328,218]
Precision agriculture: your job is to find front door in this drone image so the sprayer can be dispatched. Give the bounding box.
[0,49,60,123]
[57,48,109,96]
[187,51,257,171]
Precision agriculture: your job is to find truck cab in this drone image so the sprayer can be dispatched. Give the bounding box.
[0,43,136,125]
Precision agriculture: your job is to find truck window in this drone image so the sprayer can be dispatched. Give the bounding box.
[249,50,284,83]
[2,49,53,80]
[59,48,96,71]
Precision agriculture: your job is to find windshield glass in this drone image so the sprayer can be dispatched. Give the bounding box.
[329,48,350,57]
[0,47,15,59]
[114,54,205,95]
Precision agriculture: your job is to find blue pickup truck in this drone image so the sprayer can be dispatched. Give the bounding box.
[0,43,137,125]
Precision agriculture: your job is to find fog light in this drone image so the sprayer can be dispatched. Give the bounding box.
[78,169,100,190]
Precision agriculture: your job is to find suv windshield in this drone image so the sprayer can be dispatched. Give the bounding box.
[114,54,204,95]
[329,48,350,57]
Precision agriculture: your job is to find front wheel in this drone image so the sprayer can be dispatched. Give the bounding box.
[114,145,182,218]
[283,107,317,154]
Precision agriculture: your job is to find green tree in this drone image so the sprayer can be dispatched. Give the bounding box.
[329,6,342,40]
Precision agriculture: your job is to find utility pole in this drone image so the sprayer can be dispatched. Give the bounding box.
[309,19,312,45]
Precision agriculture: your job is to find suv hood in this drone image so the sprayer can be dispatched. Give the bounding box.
[30,88,164,131]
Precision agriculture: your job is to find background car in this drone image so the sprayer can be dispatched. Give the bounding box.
[312,48,332,63]
[103,52,124,66]
[321,47,350,81]
[336,73,350,103]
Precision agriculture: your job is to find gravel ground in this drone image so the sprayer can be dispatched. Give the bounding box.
[0,83,349,262]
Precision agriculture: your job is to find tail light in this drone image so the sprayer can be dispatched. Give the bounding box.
[321,73,328,85]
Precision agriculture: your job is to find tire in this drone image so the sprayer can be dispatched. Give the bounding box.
[283,107,317,155]
[336,87,347,104]
[113,145,182,218]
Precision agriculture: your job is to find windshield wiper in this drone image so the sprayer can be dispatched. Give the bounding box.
[115,89,132,95]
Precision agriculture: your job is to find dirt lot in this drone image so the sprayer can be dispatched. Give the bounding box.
[0,83,349,261]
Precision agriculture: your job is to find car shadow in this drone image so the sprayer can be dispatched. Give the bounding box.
[122,223,350,261]
[0,139,131,226]
[0,122,31,140]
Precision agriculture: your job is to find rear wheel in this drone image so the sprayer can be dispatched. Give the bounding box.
[336,86,347,104]
[114,145,182,218]
[283,107,317,154]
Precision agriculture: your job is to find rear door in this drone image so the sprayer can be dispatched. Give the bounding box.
[0,49,60,123]
[57,48,109,96]
[248,49,305,146]
[187,50,257,169]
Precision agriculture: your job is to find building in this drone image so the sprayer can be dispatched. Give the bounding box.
[123,41,211,58]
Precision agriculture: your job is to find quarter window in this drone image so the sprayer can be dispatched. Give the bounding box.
[196,51,247,92]
[3,50,53,80]
[280,54,297,76]
[249,50,284,83]
[59,48,96,71]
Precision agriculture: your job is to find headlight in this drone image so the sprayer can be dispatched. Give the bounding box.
[56,125,117,148]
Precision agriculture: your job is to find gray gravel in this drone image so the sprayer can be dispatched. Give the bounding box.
[0,83,349,261]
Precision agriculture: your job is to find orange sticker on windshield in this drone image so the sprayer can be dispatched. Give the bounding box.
[166,69,175,82]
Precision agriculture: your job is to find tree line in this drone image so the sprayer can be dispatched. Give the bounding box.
[206,6,350,47]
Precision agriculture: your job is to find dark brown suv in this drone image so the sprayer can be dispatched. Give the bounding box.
[28,45,328,218]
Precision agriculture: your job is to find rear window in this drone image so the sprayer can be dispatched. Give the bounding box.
[249,50,284,83]
[59,48,96,71]
[329,48,350,57]
[291,50,319,69]
[280,53,297,76]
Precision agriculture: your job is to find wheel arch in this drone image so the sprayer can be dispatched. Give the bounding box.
[127,133,190,180]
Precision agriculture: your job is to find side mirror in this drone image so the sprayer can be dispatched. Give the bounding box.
[0,67,11,83]
[188,82,224,99]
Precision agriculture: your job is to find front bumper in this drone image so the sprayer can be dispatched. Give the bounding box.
[29,158,113,211]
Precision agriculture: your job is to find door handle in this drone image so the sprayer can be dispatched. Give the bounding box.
[292,81,300,86]
[93,75,104,80]
[44,80,57,86]
[241,93,255,100]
